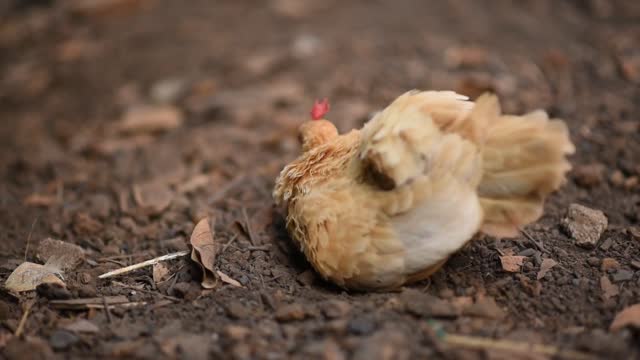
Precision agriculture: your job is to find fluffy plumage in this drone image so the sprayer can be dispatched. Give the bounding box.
[273,90,574,290]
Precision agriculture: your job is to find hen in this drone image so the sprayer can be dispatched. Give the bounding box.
[273,91,574,290]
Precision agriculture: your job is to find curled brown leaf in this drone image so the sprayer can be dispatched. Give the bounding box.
[190,218,218,289]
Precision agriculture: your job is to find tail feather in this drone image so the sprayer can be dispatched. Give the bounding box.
[478,103,574,238]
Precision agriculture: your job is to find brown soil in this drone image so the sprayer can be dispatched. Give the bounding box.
[1,1,639,359]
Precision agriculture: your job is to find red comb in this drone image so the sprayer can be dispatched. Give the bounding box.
[310,98,330,120]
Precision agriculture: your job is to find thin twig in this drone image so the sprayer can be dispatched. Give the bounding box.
[15,300,34,337]
[520,228,545,252]
[221,233,239,254]
[245,245,271,251]
[24,217,39,261]
[98,252,153,261]
[208,173,247,204]
[444,334,595,360]
[102,296,112,323]
[111,281,181,302]
[242,207,256,245]
[102,259,128,267]
[98,250,190,279]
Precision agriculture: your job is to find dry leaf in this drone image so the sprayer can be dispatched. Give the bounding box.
[600,276,619,300]
[610,304,640,332]
[133,181,173,215]
[4,262,65,292]
[499,256,526,272]
[37,238,85,272]
[536,258,558,280]
[190,218,218,289]
[152,262,170,283]
[117,105,183,134]
[216,271,242,287]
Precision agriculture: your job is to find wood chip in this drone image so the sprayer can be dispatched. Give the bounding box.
[216,271,242,287]
[499,256,526,273]
[610,304,640,332]
[189,218,218,289]
[537,258,558,280]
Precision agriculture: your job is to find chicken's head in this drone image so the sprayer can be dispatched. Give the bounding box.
[298,99,338,151]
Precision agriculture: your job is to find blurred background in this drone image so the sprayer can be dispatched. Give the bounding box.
[0,0,639,358]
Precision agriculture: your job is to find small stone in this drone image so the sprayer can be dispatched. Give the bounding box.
[321,300,351,319]
[600,237,614,251]
[600,276,619,300]
[302,338,345,360]
[79,272,92,284]
[49,330,79,350]
[87,194,112,219]
[400,289,457,318]
[573,164,604,187]
[561,204,608,249]
[291,33,322,59]
[610,170,625,187]
[77,285,97,298]
[517,248,537,257]
[4,337,54,360]
[150,78,187,104]
[352,329,408,360]
[347,316,376,335]
[296,269,316,287]
[36,237,86,271]
[73,212,103,236]
[630,261,640,270]
[439,288,455,299]
[628,227,640,240]
[63,319,100,333]
[226,303,250,320]
[624,176,638,190]
[36,283,73,300]
[230,343,252,360]
[117,105,183,134]
[464,297,506,319]
[0,300,10,320]
[601,258,620,271]
[612,270,634,283]
[70,0,150,19]
[275,303,306,322]
[172,282,200,301]
[224,325,251,340]
[576,329,629,359]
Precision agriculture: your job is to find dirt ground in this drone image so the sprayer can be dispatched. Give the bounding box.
[1,0,639,359]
